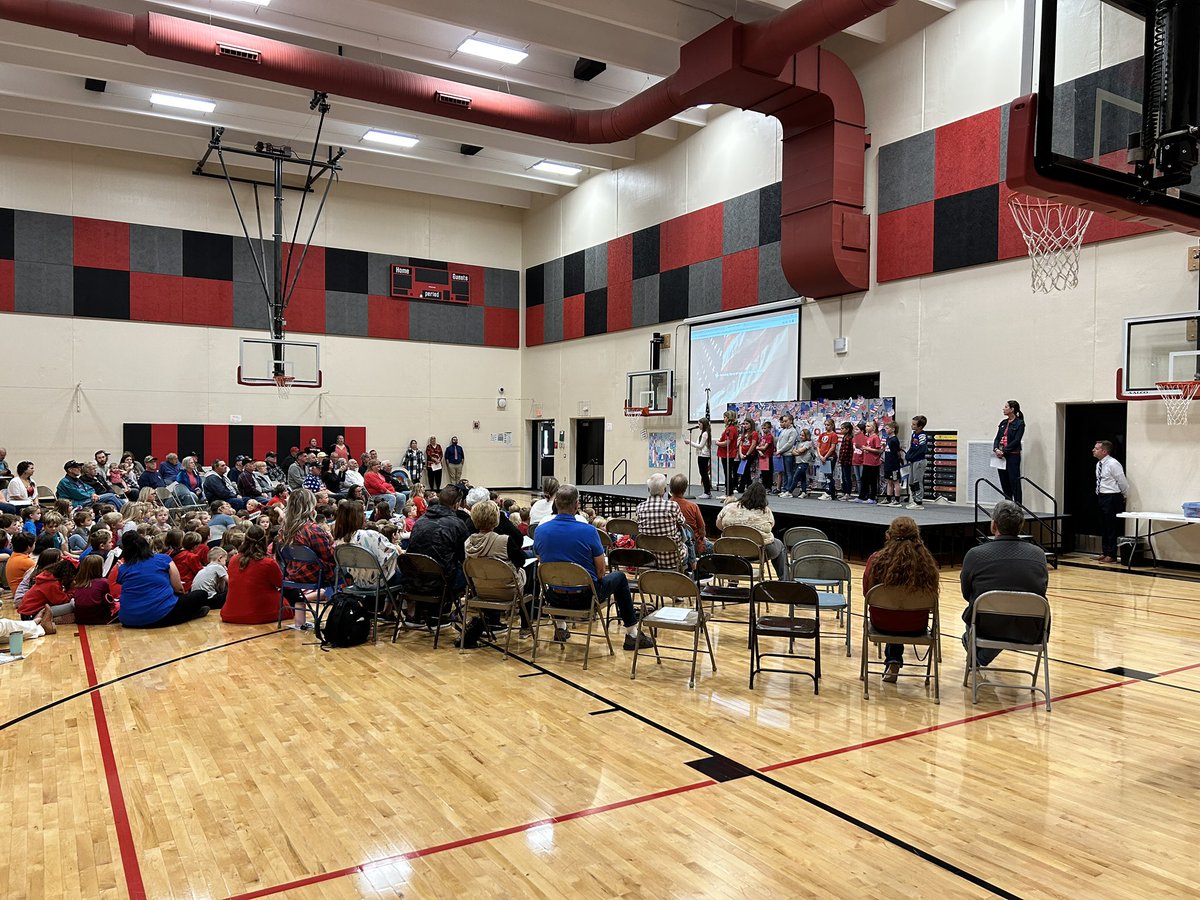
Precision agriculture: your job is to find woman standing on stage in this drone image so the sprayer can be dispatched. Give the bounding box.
[736,419,760,494]
[993,400,1025,505]
[685,418,713,499]
[716,411,739,498]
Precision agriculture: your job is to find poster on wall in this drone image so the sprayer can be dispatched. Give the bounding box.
[648,432,677,469]
[726,397,897,438]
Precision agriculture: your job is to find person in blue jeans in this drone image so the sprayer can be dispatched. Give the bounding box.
[775,414,798,497]
[533,484,653,651]
[906,416,929,509]
[993,400,1025,505]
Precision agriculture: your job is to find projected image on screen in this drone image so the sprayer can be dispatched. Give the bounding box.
[688,309,799,420]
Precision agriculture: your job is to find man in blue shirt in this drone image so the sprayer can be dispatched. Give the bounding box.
[444,436,465,486]
[533,484,653,650]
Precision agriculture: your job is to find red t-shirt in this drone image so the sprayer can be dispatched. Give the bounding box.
[862,434,883,467]
[816,430,838,461]
[738,433,759,460]
[364,470,392,496]
[221,554,284,625]
[757,431,775,470]
[173,550,203,592]
[717,425,739,459]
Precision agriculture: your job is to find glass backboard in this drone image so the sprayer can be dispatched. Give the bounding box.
[1120,311,1200,396]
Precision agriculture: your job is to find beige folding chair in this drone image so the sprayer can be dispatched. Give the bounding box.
[635,533,685,571]
[787,538,844,564]
[861,584,940,703]
[534,562,615,670]
[605,517,637,541]
[750,581,820,693]
[720,524,768,578]
[782,526,827,553]
[463,557,528,658]
[597,529,612,552]
[963,591,1052,711]
[35,484,56,505]
[789,555,852,657]
[631,570,716,689]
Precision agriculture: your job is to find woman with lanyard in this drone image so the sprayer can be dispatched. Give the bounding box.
[993,400,1025,505]
[735,419,760,494]
[715,411,740,498]
[683,417,713,499]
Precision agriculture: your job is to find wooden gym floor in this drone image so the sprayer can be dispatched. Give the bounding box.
[2,562,1199,899]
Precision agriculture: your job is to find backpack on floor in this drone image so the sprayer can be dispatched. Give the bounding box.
[316,593,371,649]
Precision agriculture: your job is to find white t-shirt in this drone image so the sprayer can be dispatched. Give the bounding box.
[4,478,34,504]
[529,498,555,524]
[191,562,227,599]
[343,469,365,488]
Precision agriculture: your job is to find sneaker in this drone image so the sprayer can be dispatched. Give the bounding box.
[817,494,832,501]
[553,626,570,643]
[779,492,793,499]
[623,632,655,650]
[864,499,876,505]
[197,606,211,617]
[519,628,533,639]
[849,498,862,503]
[300,622,315,632]
[698,493,712,500]
[882,661,900,683]
[906,502,923,510]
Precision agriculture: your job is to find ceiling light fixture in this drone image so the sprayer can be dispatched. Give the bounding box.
[457,38,528,65]
[149,91,216,113]
[532,160,583,176]
[363,129,420,148]
[228,0,271,5]
[696,104,713,110]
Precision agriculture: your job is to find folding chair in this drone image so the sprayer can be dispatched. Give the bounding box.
[635,533,685,571]
[534,562,614,670]
[783,526,827,554]
[605,517,637,542]
[720,524,769,579]
[750,581,820,693]
[276,544,328,629]
[789,556,852,656]
[394,553,455,648]
[463,557,528,658]
[631,570,715,688]
[861,584,939,703]
[597,529,612,552]
[334,544,402,645]
[35,485,56,505]
[787,538,844,564]
[963,591,1052,711]
[696,549,755,647]
[156,486,204,518]
[607,547,656,627]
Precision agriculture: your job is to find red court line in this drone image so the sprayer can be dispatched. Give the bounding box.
[226,779,714,899]
[79,626,147,900]
[225,657,1200,899]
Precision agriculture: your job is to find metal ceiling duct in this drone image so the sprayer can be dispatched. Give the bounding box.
[0,0,896,297]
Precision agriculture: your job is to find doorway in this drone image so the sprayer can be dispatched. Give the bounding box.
[531,420,555,490]
[1062,402,1127,552]
[575,418,605,485]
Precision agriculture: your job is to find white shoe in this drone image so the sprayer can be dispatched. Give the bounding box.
[698,493,712,499]
[906,502,923,510]
[817,494,831,501]
[779,492,793,498]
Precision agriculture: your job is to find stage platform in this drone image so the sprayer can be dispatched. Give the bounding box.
[578,484,1066,566]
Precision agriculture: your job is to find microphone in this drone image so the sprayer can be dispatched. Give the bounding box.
[686,425,699,431]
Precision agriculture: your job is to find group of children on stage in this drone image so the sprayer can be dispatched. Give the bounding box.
[686,411,930,509]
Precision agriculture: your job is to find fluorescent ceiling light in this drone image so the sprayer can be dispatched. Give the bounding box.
[457,38,528,65]
[230,0,270,5]
[532,160,583,176]
[150,92,216,113]
[363,129,420,149]
[696,104,713,110]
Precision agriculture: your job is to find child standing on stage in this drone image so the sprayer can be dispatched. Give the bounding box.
[852,422,867,495]
[775,415,798,497]
[907,415,929,509]
[815,418,839,501]
[736,419,759,494]
[881,423,904,505]
[836,422,856,501]
[685,417,713,499]
[857,420,883,504]
[717,411,739,498]
[757,420,776,493]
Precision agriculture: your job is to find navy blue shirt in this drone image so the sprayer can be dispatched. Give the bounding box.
[883,435,903,472]
[907,431,928,463]
[444,444,465,465]
[533,513,603,582]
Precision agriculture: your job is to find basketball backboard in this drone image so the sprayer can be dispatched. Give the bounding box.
[625,369,674,416]
[1118,310,1200,398]
[1010,0,1200,233]
[237,337,323,388]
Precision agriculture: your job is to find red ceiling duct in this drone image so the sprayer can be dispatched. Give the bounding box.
[0,0,895,298]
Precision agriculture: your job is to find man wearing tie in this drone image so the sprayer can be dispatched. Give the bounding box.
[1092,440,1129,563]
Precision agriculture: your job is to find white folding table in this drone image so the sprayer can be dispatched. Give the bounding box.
[1117,511,1200,571]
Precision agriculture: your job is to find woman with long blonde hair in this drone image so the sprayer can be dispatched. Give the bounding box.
[862,516,940,682]
[275,488,334,630]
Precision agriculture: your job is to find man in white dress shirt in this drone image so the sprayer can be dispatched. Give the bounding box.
[1092,440,1129,563]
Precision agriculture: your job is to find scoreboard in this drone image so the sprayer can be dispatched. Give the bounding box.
[391,261,471,304]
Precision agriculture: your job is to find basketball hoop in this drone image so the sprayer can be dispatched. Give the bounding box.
[273,374,295,399]
[624,405,649,438]
[1008,194,1093,293]
[1155,381,1200,425]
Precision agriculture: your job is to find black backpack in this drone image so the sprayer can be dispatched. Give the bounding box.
[315,593,371,649]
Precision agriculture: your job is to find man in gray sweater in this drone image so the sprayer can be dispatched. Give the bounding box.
[961,500,1049,666]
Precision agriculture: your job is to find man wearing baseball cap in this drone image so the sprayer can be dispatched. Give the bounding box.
[57,459,125,509]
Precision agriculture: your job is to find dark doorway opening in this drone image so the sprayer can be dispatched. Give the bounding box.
[1062,402,1127,552]
[531,420,555,490]
[575,418,605,485]
[806,372,882,400]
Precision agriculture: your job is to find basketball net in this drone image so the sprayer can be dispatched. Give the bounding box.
[624,406,648,438]
[1156,381,1200,425]
[273,374,295,399]
[1008,194,1093,292]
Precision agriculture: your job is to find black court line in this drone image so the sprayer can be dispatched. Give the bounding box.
[587,707,620,715]
[501,645,1016,899]
[0,629,283,733]
[517,671,546,678]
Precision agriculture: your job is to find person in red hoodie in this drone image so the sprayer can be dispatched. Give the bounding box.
[363,459,402,514]
[221,525,283,625]
[19,559,77,622]
[165,529,203,591]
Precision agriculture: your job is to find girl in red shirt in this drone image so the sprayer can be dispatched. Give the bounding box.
[736,419,759,494]
[757,420,776,493]
[814,418,839,500]
[715,411,740,498]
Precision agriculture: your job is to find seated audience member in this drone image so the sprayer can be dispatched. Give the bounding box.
[238,461,267,502]
[407,485,470,597]
[166,529,203,591]
[411,491,428,517]
[634,473,687,571]
[69,554,118,625]
[138,456,165,492]
[363,460,403,513]
[465,486,529,577]
[264,452,285,485]
[221,527,283,624]
[19,559,77,622]
[80,529,113,565]
[5,460,37,506]
[382,461,410,496]
[15,544,60,610]
[40,512,71,556]
[184,530,209,566]
[192,546,229,609]
[961,500,1050,666]
[320,457,344,496]
[287,451,310,491]
[668,474,710,566]
[465,498,531,634]
[276,488,335,630]
[6,531,37,594]
[0,446,7,474]
[301,460,323,493]
[110,461,137,499]
[268,485,289,507]
[158,453,182,483]
[116,531,210,628]
[203,460,247,511]
[2,607,57,648]
[21,504,42,535]
[251,461,274,497]
[58,459,125,510]
[715,482,785,579]
[342,457,365,489]
[518,507,530,536]
[400,503,417,533]
[175,456,205,502]
[863,516,940,682]
[69,509,94,554]
[529,476,560,525]
[533,484,653,650]
[332,500,401,607]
